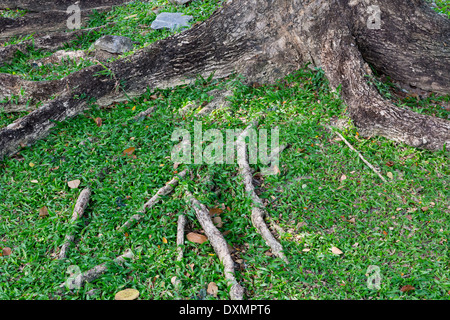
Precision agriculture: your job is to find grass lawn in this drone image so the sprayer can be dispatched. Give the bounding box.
[0,0,448,300]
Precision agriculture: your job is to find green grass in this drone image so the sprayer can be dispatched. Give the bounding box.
[0,8,27,19]
[0,0,449,300]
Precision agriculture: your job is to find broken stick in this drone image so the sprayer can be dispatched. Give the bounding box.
[328,126,387,182]
[58,188,91,260]
[185,191,244,300]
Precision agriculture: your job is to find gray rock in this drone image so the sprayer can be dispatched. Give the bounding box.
[94,35,134,54]
[151,12,193,31]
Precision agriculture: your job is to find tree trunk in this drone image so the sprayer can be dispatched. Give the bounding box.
[0,0,449,160]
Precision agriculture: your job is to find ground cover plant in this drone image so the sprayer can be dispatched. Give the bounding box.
[0,0,448,300]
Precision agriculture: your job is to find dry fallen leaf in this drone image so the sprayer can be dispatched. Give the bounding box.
[186,232,208,244]
[94,117,102,127]
[400,285,415,293]
[2,247,12,256]
[273,164,281,175]
[123,147,136,156]
[331,246,343,255]
[213,216,223,228]
[340,174,347,182]
[207,282,219,297]
[115,288,139,300]
[387,172,394,179]
[162,237,168,244]
[39,206,49,218]
[209,208,223,216]
[30,180,39,184]
[68,179,81,189]
[29,162,35,167]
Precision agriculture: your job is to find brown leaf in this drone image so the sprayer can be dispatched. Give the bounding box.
[331,246,343,255]
[213,216,223,228]
[273,164,281,175]
[2,247,12,256]
[94,117,102,127]
[186,232,208,244]
[123,147,136,156]
[207,282,219,297]
[115,288,139,300]
[386,161,394,167]
[209,208,223,216]
[400,285,415,293]
[39,206,49,218]
[68,179,81,189]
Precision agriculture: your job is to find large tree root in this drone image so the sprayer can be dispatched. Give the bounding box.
[0,0,448,162]
[58,188,91,260]
[236,124,289,263]
[0,1,129,42]
[184,191,245,300]
[0,23,115,67]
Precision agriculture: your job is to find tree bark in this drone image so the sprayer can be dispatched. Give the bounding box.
[0,0,449,161]
[0,1,128,42]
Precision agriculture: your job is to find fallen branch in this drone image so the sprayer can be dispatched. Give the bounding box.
[60,249,134,290]
[185,191,244,300]
[236,123,289,263]
[328,126,387,182]
[58,188,91,260]
[118,169,187,231]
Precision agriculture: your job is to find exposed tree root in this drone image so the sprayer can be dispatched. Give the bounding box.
[0,1,129,42]
[184,190,245,300]
[60,249,134,290]
[118,169,187,231]
[0,23,115,67]
[134,106,156,121]
[236,123,289,263]
[58,188,91,260]
[1,0,449,159]
[176,214,187,262]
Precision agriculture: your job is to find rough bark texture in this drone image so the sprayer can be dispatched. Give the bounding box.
[58,188,91,260]
[61,249,134,290]
[0,0,129,41]
[0,23,115,66]
[118,169,187,231]
[176,214,186,261]
[0,0,449,161]
[185,191,245,300]
[236,123,288,263]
